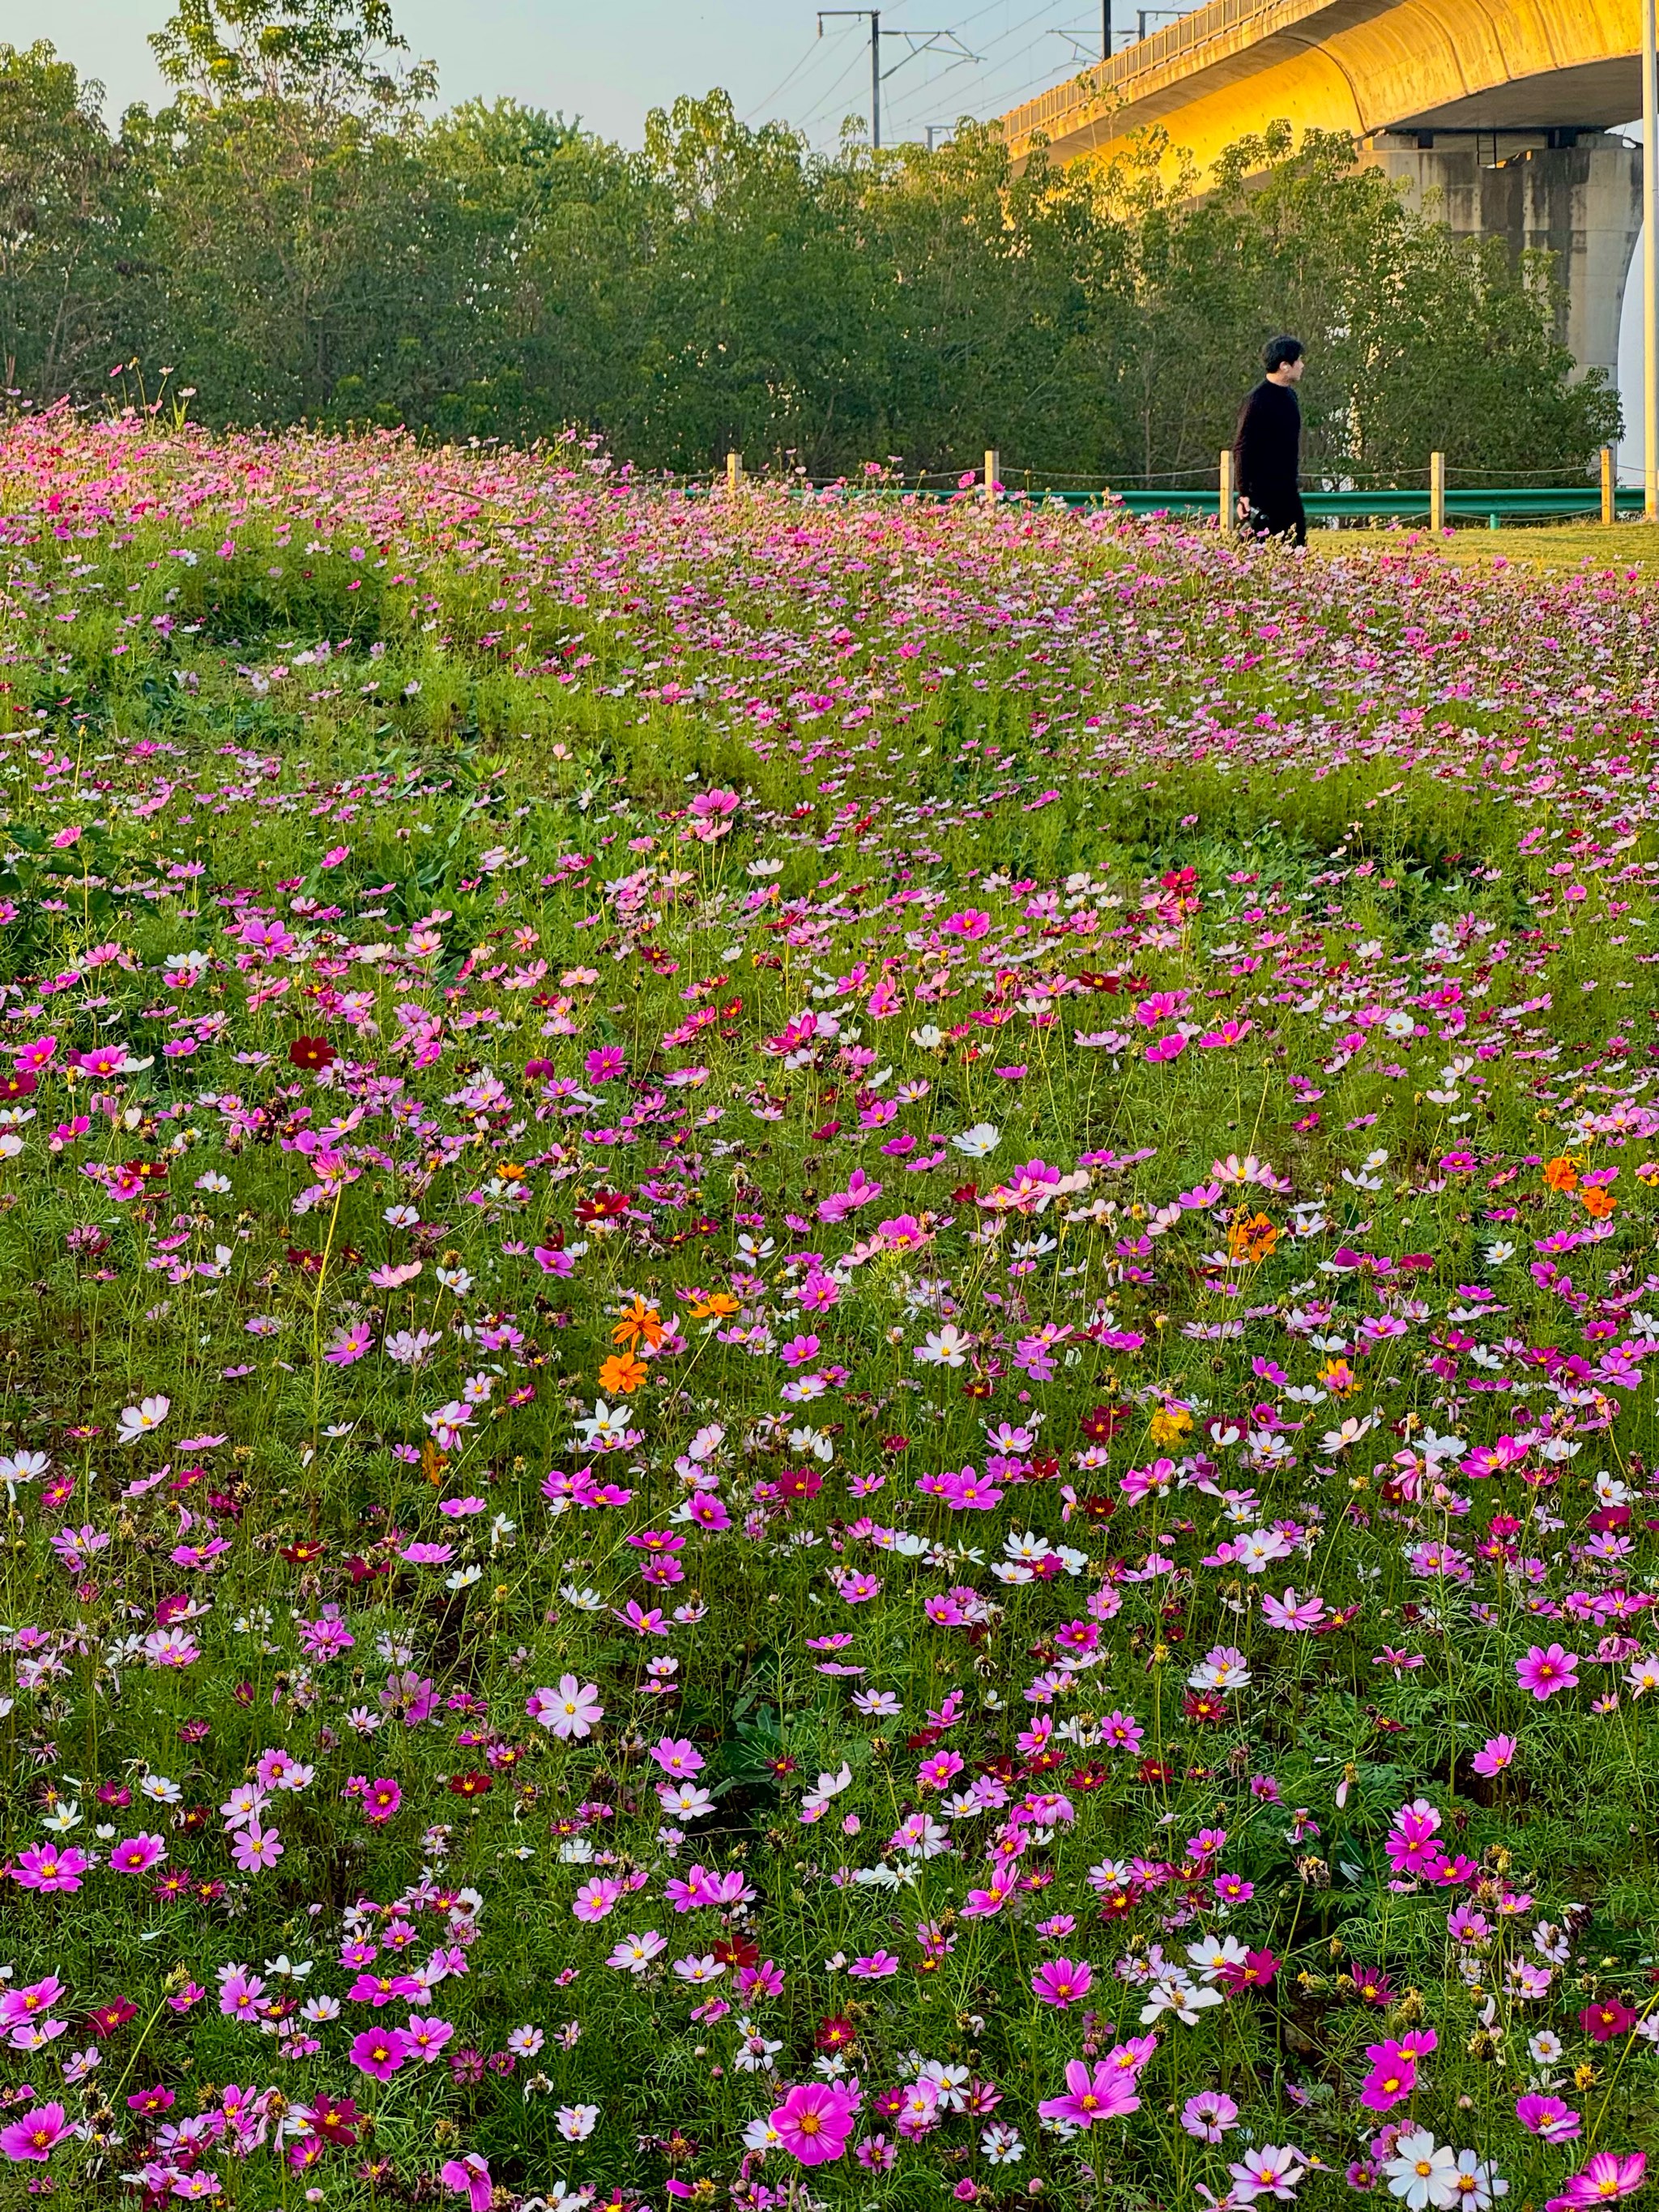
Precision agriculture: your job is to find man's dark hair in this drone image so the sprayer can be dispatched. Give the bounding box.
[1263,335,1305,373]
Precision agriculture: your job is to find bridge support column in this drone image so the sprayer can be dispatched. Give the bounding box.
[1360,133,1641,390]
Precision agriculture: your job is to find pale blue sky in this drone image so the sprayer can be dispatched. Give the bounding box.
[9,0,1128,152]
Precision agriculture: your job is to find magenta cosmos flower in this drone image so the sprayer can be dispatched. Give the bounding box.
[109,1833,167,1875]
[0,2103,67,2161]
[1031,1957,1093,2009]
[349,2027,410,2081]
[1037,2058,1144,2128]
[1516,1644,1579,1700]
[767,2082,856,2166]
[1546,2151,1646,2210]
[440,2154,494,2212]
[10,1845,87,1894]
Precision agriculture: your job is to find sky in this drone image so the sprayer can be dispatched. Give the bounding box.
[12,0,1127,150]
[9,0,1653,477]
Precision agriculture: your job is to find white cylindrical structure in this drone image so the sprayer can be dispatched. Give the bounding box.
[1645,0,1658,518]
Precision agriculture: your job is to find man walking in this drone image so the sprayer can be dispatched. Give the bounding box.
[1234,335,1306,545]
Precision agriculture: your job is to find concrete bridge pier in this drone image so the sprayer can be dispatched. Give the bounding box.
[1359,130,1642,389]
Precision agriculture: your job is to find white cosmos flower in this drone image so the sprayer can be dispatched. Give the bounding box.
[951,1123,1001,1156]
[117,1395,171,1444]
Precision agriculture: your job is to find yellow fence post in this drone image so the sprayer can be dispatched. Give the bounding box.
[1219,446,1235,532]
[984,448,1000,506]
[1429,451,1446,535]
[726,451,743,497]
[1601,445,1616,526]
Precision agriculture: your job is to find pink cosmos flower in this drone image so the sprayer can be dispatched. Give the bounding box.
[404,2013,454,2062]
[231,1824,284,1873]
[1036,2056,1145,2127]
[1516,1643,1579,1700]
[1031,1957,1093,2009]
[527,1676,603,1740]
[1358,2042,1416,2112]
[440,2153,493,2212]
[769,2081,857,2166]
[323,1322,373,1366]
[1261,1586,1327,1632]
[1230,2146,1306,2201]
[109,1833,166,1875]
[349,2027,410,2080]
[1546,2152,1646,2210]
[1181,2090,1239,2143]
[572,1879,623,1924]
[848,1951,900,1979]
[1471,1734,1517,1777]
[650,1736,705,1776]
[0,2102,67,2161]
[219,1971,266,2022]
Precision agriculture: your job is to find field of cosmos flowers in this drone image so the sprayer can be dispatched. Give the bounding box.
[0,411,1657,2212]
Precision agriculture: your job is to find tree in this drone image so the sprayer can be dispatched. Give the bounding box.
[0,43,129,400]
[122,0,438,421]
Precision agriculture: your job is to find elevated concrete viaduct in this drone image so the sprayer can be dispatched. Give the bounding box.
[999,0,1644,387]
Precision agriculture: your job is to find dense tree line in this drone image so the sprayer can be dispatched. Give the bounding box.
[0,0,1622,481]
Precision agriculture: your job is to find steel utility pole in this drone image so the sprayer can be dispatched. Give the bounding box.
[817,11,979,150]
[1103,1,1112,58]
[818,9,882,146]
[1645,0,1658,519]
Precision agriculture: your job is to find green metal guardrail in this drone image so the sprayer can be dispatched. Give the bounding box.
[710,455,1645,527]
[798,485,1644,523]
[1096,485,1647,523]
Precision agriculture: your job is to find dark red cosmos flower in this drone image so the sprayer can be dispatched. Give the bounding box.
[1183,1691,1228,1725]
[815,2015,856,2052]
[87,1996,139,2036]
[1067,1763,1108,1791]
[575,1186,630,1223]
[1080,1403,1132,1443]
[1218,1948,1279,1993]
[1580,1999,1637,2042]
[713,1936,758,1971]
[774,1467,822,1503]
[0,1070,36,1101]
[308,2095,361,2145]
[288,1034,337,1071]
[447,1771,493,1800]
[280,1540,327,1565]
[1137,1757,1175,1786]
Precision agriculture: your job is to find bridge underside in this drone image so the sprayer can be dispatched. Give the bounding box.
[1000,1,1644,388]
